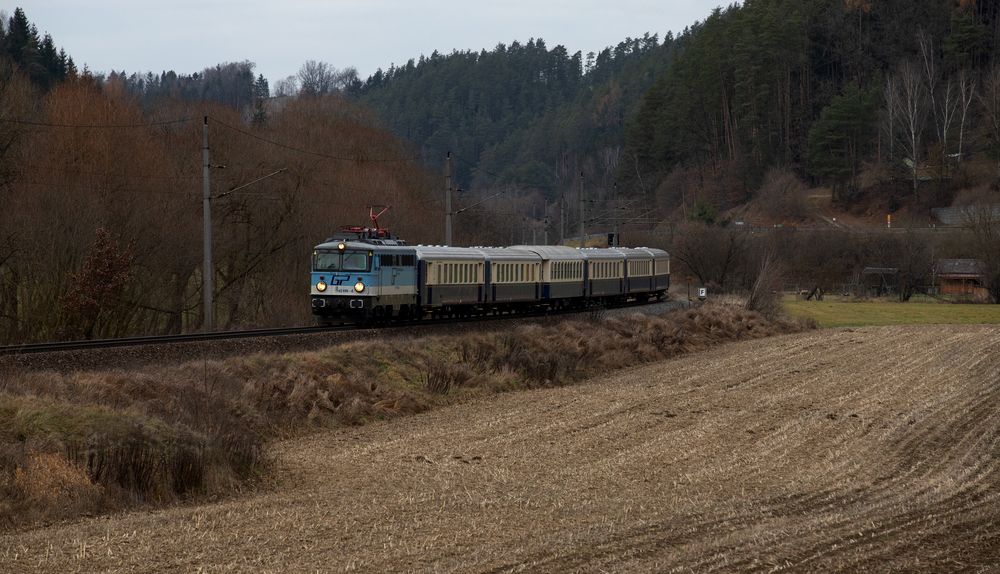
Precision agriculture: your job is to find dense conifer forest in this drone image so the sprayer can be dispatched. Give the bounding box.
[355,0,1000,224]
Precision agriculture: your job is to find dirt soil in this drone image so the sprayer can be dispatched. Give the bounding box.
[2,325,999,572]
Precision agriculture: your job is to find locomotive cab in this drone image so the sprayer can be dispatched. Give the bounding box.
[310,240,377,322]
[311,227,419,324]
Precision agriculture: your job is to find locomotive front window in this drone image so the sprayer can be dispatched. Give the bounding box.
[313,250,370,272]
[342,252,368,271]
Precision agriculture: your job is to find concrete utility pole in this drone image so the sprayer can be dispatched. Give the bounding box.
[578,172,585,247]
[202,116,214,332]
[444,152,453,245]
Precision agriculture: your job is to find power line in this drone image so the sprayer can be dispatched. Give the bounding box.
[0,117,194,129]
[13,181,199,196]
[209,118,420,163]
[17,162,201,181]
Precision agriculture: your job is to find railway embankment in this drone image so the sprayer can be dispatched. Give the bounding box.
[0,301,809,529]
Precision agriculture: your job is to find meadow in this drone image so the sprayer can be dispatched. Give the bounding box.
[784,297,1000,327]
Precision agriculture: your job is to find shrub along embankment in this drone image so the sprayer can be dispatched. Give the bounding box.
[0,302,811,529]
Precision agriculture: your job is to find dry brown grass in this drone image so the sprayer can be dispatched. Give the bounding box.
[0,324,997,572]
[0,303,808,529]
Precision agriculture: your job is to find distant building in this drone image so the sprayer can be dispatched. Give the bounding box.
[931,204,1000,227]
[934,259,987,301]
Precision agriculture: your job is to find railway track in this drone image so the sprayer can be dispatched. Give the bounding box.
[0,299,681,357]
[0,325,336,356]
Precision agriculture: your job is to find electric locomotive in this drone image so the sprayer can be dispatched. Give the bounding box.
[310,226,419,325]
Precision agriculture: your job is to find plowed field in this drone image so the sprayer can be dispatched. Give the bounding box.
[3,325,999,572]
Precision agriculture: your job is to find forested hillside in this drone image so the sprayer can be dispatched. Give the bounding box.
[355,0,1000,230]
[627,0,999,216]
[353,35,677,202]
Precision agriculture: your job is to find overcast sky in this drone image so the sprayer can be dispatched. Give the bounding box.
[12,1,723,86]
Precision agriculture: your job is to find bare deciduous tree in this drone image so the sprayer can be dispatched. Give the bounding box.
[296,61,358,96]
[890,61,928,194]
[671,223,749,290]
[978,65,1000,178]
[273,75,298,97]
[956,69,976,162]
[966,207,1000,303]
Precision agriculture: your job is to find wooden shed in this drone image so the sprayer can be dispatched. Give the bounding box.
[934,259,987,302]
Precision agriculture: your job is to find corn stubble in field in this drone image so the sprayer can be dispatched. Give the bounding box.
[0,303,801,529]
[1,323,998,572]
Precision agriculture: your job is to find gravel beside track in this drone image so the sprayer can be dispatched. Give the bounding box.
[0,301,684,374]
[6,323,996,572]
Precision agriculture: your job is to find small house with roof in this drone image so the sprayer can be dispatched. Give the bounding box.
[934,259,987,301]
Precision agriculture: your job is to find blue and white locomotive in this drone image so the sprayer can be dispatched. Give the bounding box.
[310,225,669,325]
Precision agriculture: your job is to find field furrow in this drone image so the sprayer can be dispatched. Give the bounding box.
[2,325,999,572]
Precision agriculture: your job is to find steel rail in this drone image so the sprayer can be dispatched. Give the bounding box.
[0,326,341,356]
[0,298,671,356]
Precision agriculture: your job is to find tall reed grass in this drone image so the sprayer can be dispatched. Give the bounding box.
[0,302,810,529]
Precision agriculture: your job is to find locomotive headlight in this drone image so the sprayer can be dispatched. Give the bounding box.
[316,281,327,292]
[354,281,365,293]
[337,242,346,251]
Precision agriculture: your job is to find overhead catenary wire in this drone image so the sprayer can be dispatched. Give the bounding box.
[17,162,202,181]
[208,118,420,164]
[0,117,194,129]
[15,181,199,196]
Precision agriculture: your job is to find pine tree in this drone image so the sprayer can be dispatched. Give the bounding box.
[807,84,877,204]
